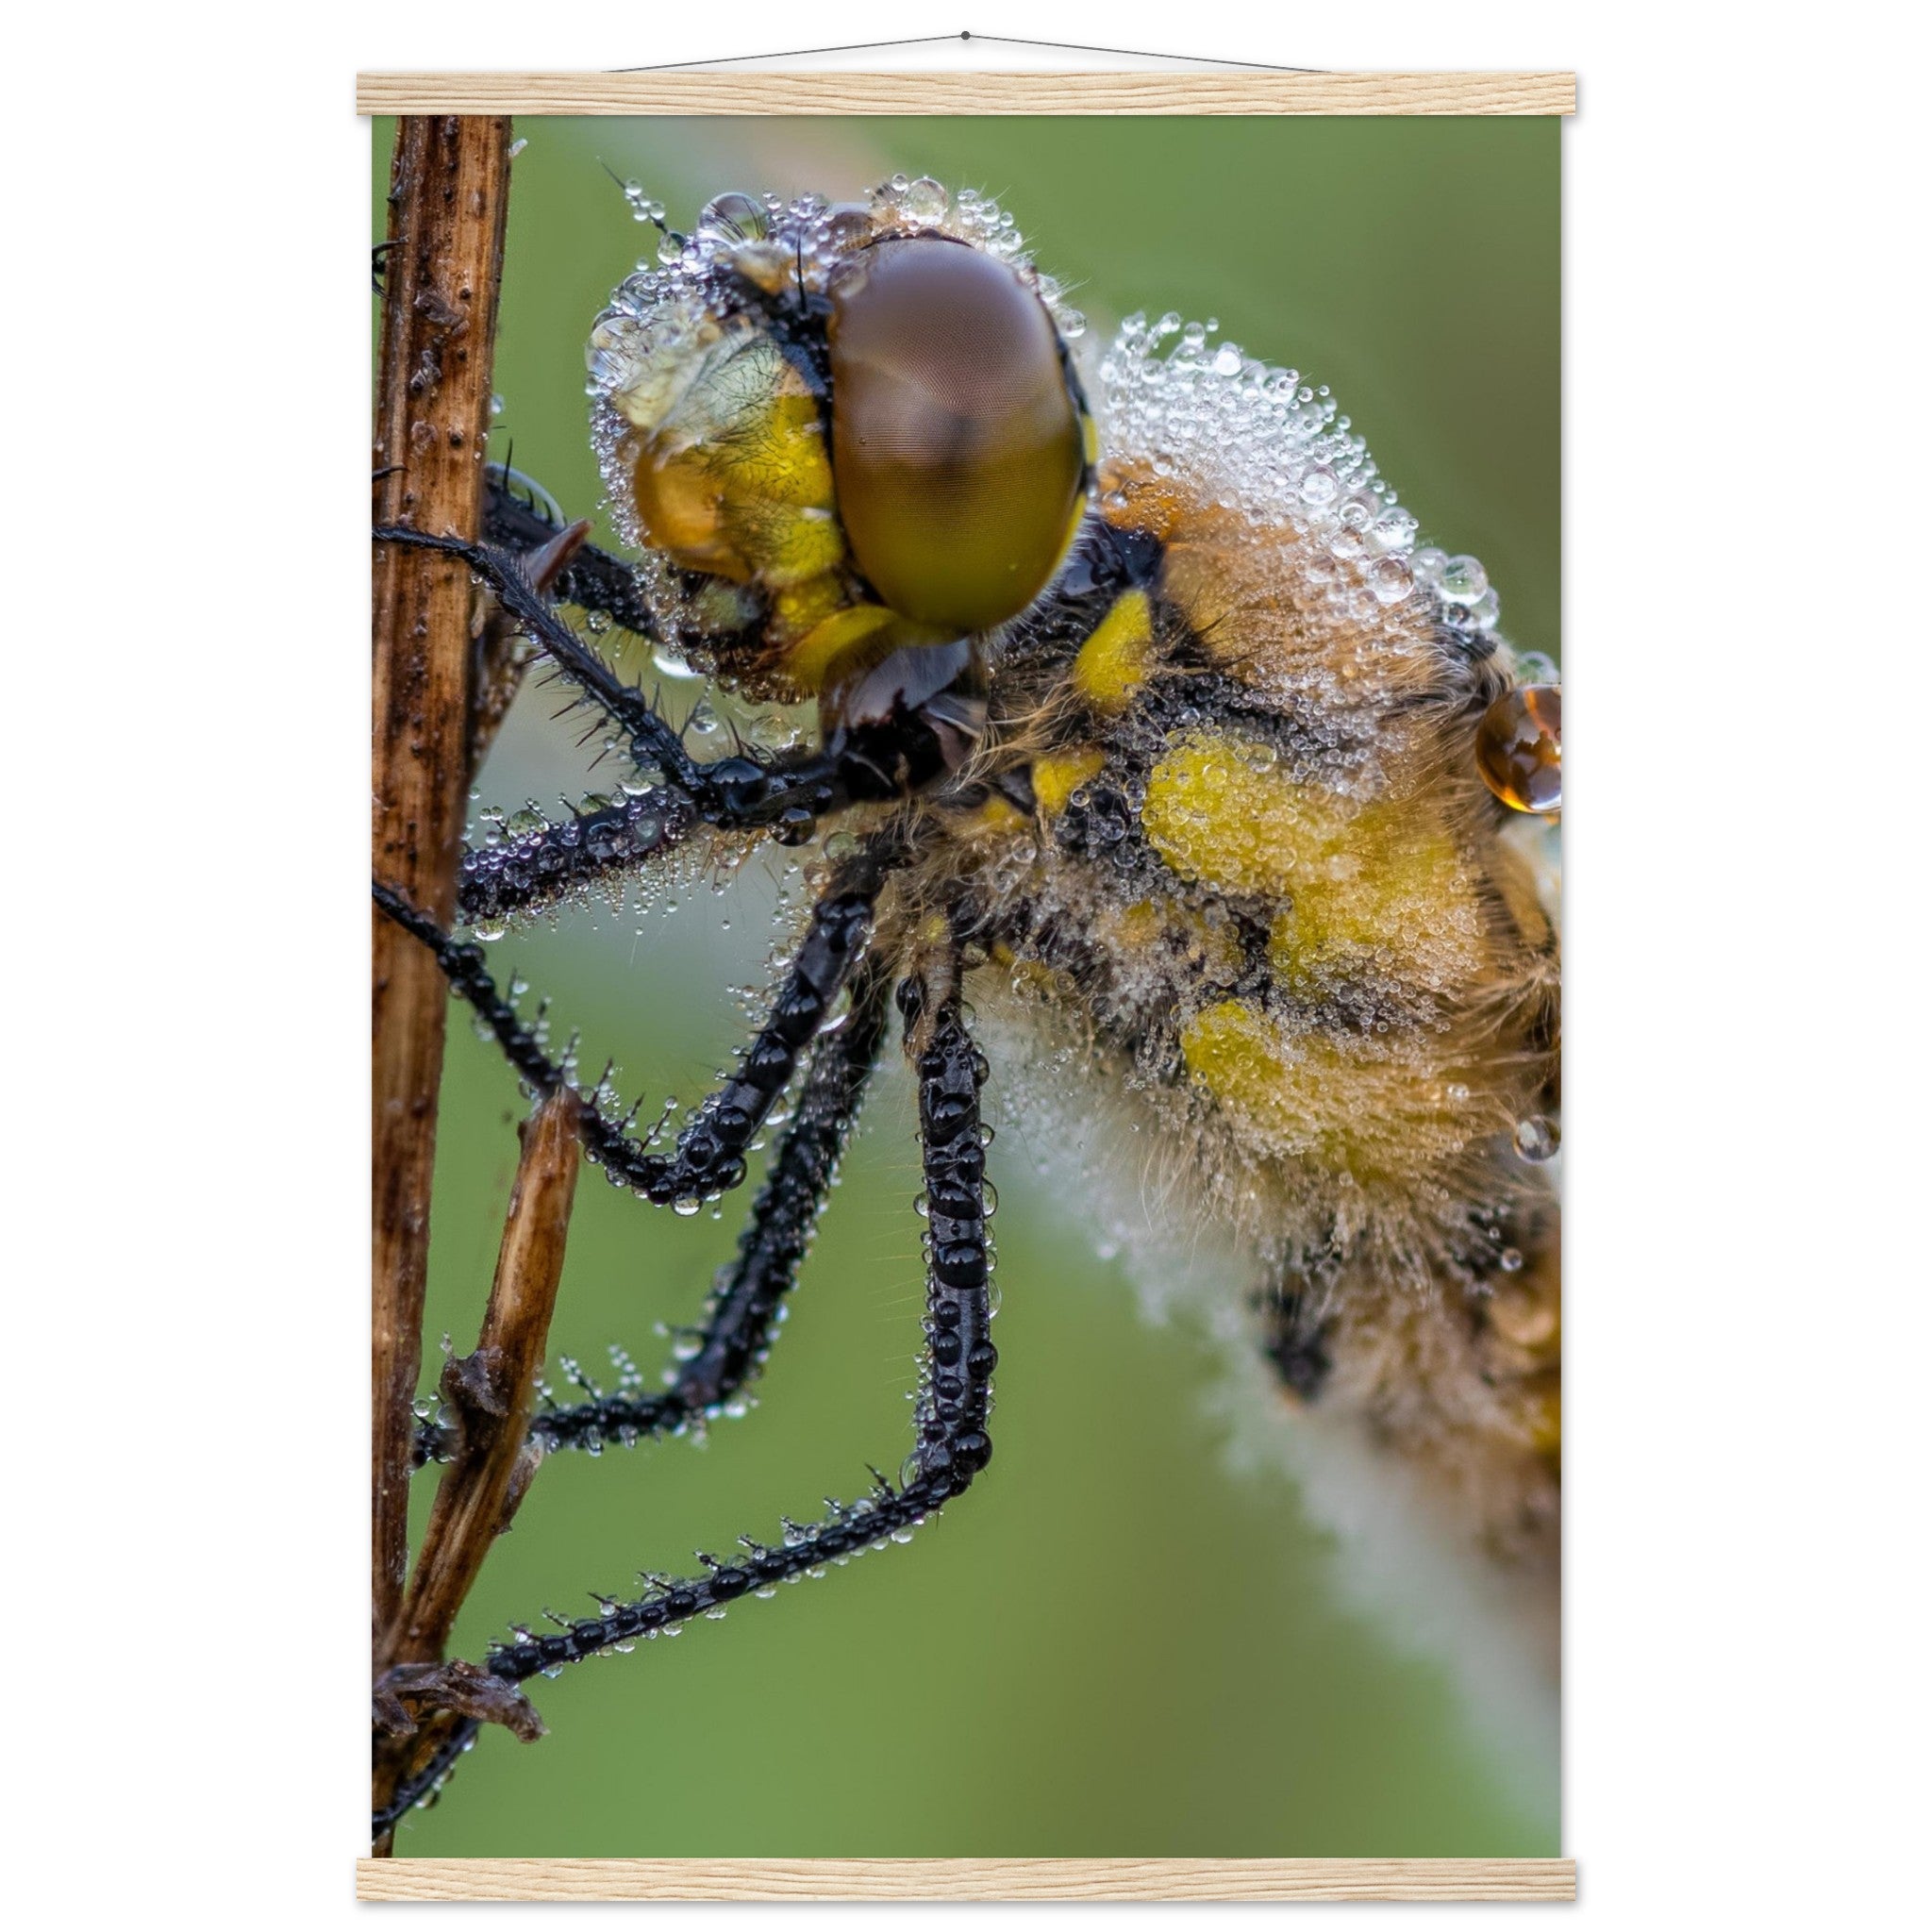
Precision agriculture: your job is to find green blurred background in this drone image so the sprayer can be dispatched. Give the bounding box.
[374,114,1559,1857]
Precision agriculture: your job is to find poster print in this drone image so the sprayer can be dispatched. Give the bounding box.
[371,104,1561,1870]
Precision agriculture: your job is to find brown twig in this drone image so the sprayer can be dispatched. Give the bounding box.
[391,1088,581,1658]
[371,114,512,1655]
[371,1088,581,1840]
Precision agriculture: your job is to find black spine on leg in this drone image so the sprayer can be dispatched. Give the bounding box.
[374,957,997,1840]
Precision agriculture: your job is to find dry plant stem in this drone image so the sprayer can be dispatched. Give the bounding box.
[391,1088,580,1659]
[372,1089,581,1841]
[371,114,512,1651]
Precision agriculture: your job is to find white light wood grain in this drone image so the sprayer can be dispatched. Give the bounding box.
[356,1856,1577,1902]
[354,72,1576,118]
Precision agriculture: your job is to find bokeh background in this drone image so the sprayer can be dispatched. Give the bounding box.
[373,113,1559,1857]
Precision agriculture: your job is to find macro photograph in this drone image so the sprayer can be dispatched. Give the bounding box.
[369,100,1562,1875]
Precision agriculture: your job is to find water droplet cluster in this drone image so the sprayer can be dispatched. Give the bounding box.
[1096,310,1430,620]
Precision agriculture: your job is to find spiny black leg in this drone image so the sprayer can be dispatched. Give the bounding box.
[456,789,697,930]
[375,839,891,1211]
[375,521,848,899]
[372,1721,475,1843]
[373,523,696,785]
[413,960,892,1464]
[375,951,996,1840]
[455,753,844,929]
[372,525,849,858]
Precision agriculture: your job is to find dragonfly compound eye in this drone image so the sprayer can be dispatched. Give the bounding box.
[827,236,1087,634]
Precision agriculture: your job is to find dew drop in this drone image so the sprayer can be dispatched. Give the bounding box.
[901,175,949,223]
[697,191,769,242]
[1436,554,1490,606]
[1368,557,1412,605]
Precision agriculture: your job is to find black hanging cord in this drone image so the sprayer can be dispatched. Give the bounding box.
[613,30,1323,75]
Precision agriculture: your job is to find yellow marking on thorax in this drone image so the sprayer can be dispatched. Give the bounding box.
[1141,728,1483,995]
[1140,729,1310,898]
[960,793,1030,839]
[1179,999,1476,1184]
[1071,589,1157,713]
[1267,803,1479,994]
[1029,745,1106,817]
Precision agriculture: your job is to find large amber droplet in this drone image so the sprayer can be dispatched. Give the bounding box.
[1475,684,1561,814]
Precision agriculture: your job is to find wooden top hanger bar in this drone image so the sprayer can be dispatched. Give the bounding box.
[354,72,1576,117]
